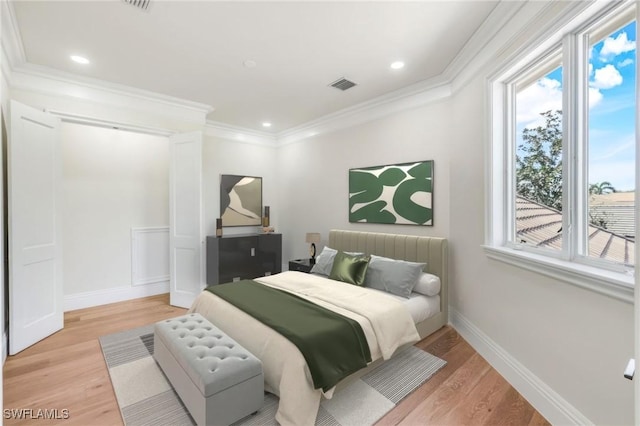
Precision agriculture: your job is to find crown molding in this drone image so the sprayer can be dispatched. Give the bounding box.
[0,0,579,144]
[444,0,529,92]
[274,2,536,146]
[2,0,212,126]
[1,0,26,70]
[277,77,451,146]
[49,110,174,137]
[449,1,606,94]
[1,38,13,91]
[10,64,213,125]
[205,120,278,147]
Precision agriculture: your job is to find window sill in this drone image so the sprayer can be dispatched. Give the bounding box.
[483,245,634,304]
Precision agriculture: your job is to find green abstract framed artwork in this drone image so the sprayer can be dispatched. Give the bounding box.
[220,174,263,227]
[349,160,433,225]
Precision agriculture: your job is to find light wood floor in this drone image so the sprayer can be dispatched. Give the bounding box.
[4,294,549,425]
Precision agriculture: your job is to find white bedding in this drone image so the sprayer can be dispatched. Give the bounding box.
[366,286,441,324]
[189,271,420,426]
[395,292,441,324]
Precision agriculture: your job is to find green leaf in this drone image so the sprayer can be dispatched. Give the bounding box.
[350,201,396,223]
[393,179,432,224]
[378,168,406,186]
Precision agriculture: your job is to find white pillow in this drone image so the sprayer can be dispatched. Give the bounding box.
[310,246,364,276]
[310,246,337,276]
[413,273,441,297]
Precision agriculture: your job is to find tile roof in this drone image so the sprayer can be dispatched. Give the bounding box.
[588,192,635,238]
[589,192,634,205]
[589,205,634,238]
[516,196,634,266]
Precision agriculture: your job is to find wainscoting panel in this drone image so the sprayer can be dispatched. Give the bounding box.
[131,227,170,286]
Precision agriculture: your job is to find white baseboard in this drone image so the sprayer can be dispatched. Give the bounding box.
[64,281,170,312]
[449,307,593,426]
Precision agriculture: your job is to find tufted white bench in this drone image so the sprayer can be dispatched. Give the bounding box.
[154,313,264,426]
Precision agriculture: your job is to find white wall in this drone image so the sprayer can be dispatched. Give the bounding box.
[1,16,10,417]
[0,2,632,423]
[61,123,169,296]
[278,82,633,424]
[277,100,451,263]
[1,19,9,364]
[274,3,635,423]
[448,67,634,426]
[0,47,7,426]
[274,5,636,423]
[202,134,278,238]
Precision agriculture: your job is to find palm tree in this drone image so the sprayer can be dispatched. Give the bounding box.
[589,181,616,195]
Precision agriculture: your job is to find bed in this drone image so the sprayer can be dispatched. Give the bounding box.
[189,229,448,425]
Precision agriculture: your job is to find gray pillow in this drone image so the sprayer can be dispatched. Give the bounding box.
[364,255,426,298]
[310,246,364,276]
[310,246,337,276]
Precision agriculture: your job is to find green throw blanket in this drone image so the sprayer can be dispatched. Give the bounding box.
[206,280,372,391]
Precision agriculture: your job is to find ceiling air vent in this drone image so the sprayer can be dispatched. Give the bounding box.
[329,77,357,91]
[122,0,151,11]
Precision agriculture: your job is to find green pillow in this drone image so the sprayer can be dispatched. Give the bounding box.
[329,251,370,286]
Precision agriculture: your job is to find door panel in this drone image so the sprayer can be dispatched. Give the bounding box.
[169,131,202,308]
[9,100,62,355]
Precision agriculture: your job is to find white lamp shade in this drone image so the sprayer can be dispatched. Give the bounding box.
[305,233,321,244]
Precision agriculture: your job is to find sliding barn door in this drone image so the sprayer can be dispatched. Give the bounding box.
[8,100,62,354]
[169,131,203,308]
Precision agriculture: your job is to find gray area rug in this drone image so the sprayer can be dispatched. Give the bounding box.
[99,324,446,426]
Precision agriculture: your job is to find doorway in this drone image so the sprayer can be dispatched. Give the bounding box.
[60,122,170,301]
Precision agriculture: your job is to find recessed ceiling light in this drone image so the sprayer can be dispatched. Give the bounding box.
[262,122,272,128]
[390,61,405,70]
[70,55,90,65]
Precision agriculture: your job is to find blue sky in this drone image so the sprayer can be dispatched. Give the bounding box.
[589,21,636,191]
[516,20,636,192]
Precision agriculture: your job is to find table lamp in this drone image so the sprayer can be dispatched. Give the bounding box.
[305,233,321,263]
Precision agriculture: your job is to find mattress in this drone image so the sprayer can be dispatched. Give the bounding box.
[402,293,440,324]
[369,289,441,324]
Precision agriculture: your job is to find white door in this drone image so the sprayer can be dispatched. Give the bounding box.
[8,100,62,355]
[169,131,203,308]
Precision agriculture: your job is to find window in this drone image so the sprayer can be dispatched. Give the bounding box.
[514,55,564,254]
[487,2,637,301]
[587,19,636,266]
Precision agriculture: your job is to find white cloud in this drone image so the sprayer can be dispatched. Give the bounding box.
[517,76,603,127]
[589,87,603,108]
[591,64,623,89]
[516,77,562,127]
[618,58,634,67]
[600,32,636,60]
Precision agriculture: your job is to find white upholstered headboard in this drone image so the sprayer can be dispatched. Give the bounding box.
[328,229,448,334]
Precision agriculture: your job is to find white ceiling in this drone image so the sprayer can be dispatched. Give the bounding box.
[10,1,499,133]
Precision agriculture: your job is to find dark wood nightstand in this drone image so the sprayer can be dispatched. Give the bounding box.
[288,258,314,273]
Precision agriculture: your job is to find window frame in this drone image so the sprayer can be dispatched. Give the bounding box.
[485,1,637,303]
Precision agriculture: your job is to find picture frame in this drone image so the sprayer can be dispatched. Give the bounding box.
[220,174,263,227]
[349,160,433,226]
